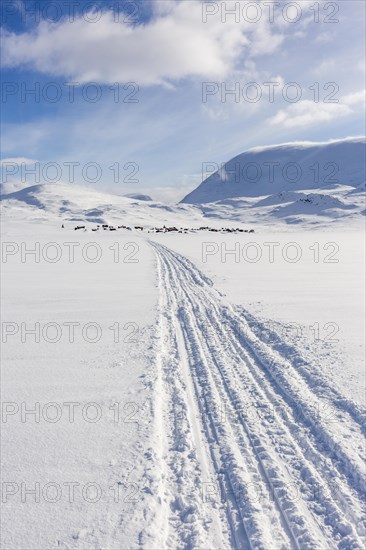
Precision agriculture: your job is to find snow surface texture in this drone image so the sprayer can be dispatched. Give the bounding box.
[1,153,365,549]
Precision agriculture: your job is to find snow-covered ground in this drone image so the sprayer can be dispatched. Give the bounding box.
[1,218,158,549]
[1,179,365,549]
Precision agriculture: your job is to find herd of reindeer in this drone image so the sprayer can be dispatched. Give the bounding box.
[69,224,255,234]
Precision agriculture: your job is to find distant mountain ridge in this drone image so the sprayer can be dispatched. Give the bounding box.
[181,137,366,204]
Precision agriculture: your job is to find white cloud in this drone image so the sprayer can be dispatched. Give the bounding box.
[344,90,366,106]
[0,157,37,166]
[268,89,365,129]
[269,102,350,129]
[1,1,285,86]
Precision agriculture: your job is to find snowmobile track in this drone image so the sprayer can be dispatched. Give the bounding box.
[150,240,365,550]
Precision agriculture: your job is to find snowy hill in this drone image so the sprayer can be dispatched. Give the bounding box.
[0,182,204,228]
[181,137,366,204]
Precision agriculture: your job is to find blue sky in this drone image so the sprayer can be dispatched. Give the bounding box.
[1,0,365,201]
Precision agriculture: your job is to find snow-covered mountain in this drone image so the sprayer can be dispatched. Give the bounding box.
[181,137,366,204]
[1,137,365,228]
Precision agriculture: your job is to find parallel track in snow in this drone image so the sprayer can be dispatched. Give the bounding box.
[150,240,365,550]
